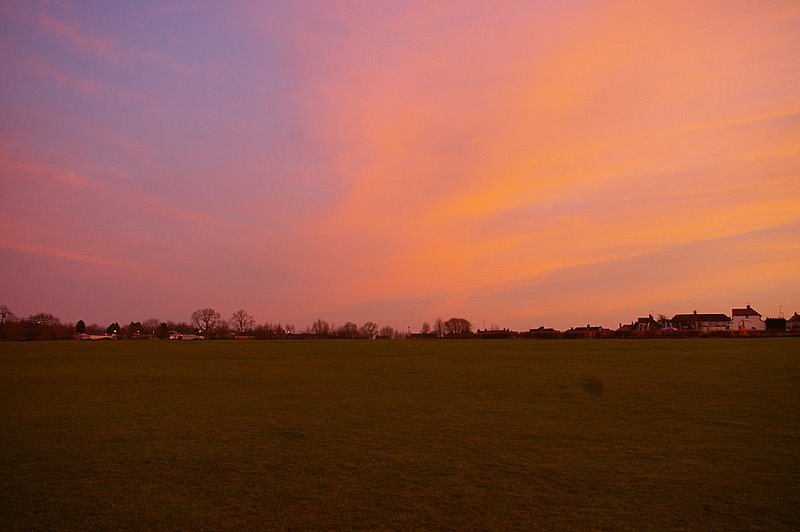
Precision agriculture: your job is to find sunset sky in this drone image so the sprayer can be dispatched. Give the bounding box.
[2,1,799,331]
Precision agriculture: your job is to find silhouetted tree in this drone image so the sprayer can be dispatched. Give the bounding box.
[255,322,279,339]
[107,322,121,336]
[359,321,378,339]
[379,325,394,338]
[337,321,359,339]
[142,319,161,336]
[216,320,231,338]
[265,322,287,337]
[75,320,86,334]
[420,322,431,335]
[433,318,446,338]
[30,313,60,327]
[311,319,330,337]
[1,305,15,325]
[444,317,472,336]
[126,321,143,338]
[157,322,169,339]
[23,313,69,341]
[1,305,16,340]
[191,308,221,335]
[167,321,193,334]
[230,309,256,334]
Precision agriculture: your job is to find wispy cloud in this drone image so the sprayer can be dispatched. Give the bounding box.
[34,10,186,72]
[0,239,139,269]
[20,53,144,104]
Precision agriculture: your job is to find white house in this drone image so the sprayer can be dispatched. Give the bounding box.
[671,311,731,332]
[788,313,800,333]
[731,305,765,331]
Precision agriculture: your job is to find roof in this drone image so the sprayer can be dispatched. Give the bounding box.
[732,305,761,317]
[788,313,800,323]
[672,313,731,322]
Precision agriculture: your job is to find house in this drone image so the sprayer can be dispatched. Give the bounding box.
[475,328,519,339]
[617,315,662,335]
[523,326,561,339]
[788,313,800,333]
[731,305,765,331]
[671,311,731,333]
[564,325,612,338]
[764,318,787,332]
[636,315,660,332]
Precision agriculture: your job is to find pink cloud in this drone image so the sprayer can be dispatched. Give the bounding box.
[24,54,99,94]
[0,239,139,269]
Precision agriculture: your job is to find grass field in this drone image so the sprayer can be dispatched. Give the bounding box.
[1,339,798,529]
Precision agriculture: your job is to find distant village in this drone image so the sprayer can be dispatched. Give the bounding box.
[1,302,799,341]
[478,305,800,339]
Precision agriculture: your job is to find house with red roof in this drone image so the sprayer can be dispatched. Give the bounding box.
[731,305,765,331]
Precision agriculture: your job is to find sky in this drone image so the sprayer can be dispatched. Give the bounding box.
[1,0,799,331]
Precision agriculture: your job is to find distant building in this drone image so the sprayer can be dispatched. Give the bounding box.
[671,311,731,333]
[523,326,561,339]
[617,315,663,335]
[764,318,787,332]
[564,325,612,338]
[475,328,519,339]
[731,305,765,331]
[788,313,800,333]
[636,315,660,332]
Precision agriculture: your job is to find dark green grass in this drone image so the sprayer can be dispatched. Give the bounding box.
[1,339,798,529]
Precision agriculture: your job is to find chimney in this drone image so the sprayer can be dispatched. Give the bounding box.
[693,310,697,315]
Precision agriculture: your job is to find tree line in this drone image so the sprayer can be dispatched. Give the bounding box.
[0,305,474,341]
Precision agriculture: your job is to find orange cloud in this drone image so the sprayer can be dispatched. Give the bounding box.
[272,0,800,320]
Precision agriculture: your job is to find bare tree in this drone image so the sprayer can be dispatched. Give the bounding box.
[29,313,60,327]
[23,313,68,341]
[444,317,472,336]
[359,321,378,339]
[433,318,446,338]
[0,305,15,339]
[191,308,221,334]
[0,305,14,325]
[337,321,359,339]
[420,321,431,334]
[230,309,256,334]
[216,320,231,337]
[311,318,330,337]
[379,325,395,338]
[142,319,161,335]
